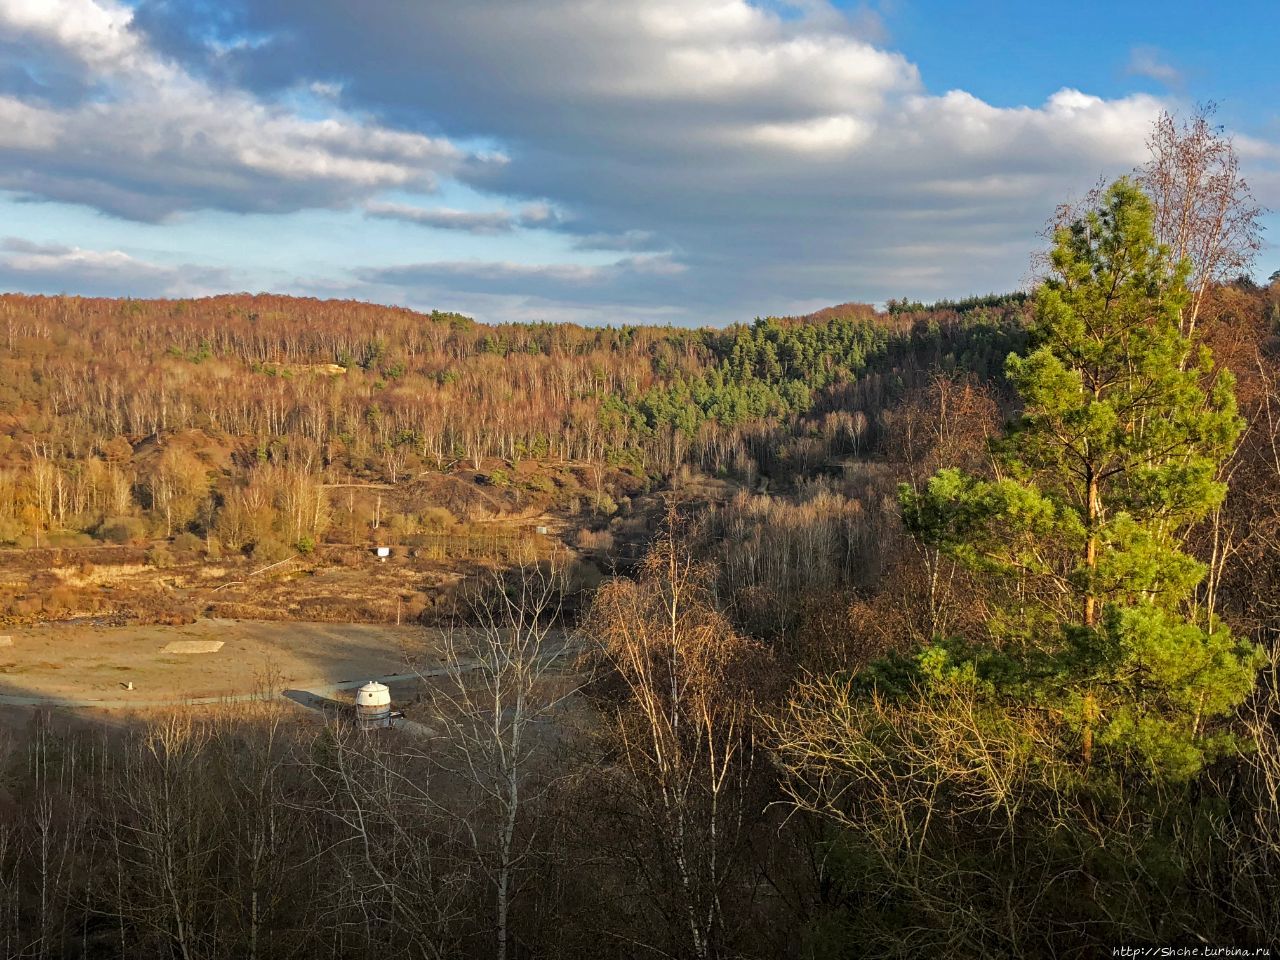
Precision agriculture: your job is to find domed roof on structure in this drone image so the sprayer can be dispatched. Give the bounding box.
[355,681,391,706]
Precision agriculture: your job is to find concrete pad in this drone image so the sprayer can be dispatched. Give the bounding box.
[162,640,225,654]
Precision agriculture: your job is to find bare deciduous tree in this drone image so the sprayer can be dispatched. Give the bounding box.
[308,723,473,960]
[1038,107,1264,349]
[883,374,1000,642]
[586,519,770,960]
[1139,105,1265,341]
[108,714,218,960]
[429,560,579,960]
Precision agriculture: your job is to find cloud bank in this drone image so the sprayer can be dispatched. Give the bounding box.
[0,0,491,220]
[1,0,1273,323]
[0,238,230,296]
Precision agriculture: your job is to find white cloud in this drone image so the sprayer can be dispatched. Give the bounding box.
[362,253,686,298]
[745,114,871,152]
[364,200,558,234]
[570,230,662,252]
[1126,45,1183,87]
[3,0,142,72]
[1232,134,1280,209]
[0,96,59,149]
[207,0,1170,318]
[0,0,485,219]
[0,238,230,295]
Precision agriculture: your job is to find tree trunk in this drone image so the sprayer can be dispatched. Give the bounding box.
[1084,471,1099,629]
[1083,470,1100,770]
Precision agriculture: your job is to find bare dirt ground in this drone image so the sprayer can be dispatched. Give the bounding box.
[0,619,442,703]
[0,545,490,627]
[0,456,674,631]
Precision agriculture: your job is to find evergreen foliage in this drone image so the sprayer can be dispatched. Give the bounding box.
[614,315,893,435]
[900,179,1261,781]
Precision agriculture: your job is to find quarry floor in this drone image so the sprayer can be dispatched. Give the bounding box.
[0,619,443,706]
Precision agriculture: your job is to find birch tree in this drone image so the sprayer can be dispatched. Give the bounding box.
[585,522,769,960]
[1139,105,1264,341]
[429,560,577,960]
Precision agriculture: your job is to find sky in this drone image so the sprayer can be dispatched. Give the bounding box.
[0,0,1276,327]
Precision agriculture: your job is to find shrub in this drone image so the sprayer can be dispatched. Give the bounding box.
[251,538,292,565]
[524,473,556,493]
[98,515,147,544]
[566,559,604,592]
[172,532,204,555]
[46,531,94,548]
[45,586,82,617]
[387,512,419,537]
[419,507,456,531]
[146,544,173,568]
[575,528,615,552]
[296,535,316,555]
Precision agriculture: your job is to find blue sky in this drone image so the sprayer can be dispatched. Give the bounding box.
[1,0,1276,325]
[887,1,1278,118]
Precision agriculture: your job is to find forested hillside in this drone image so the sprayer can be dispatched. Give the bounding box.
[0,290,1026,550]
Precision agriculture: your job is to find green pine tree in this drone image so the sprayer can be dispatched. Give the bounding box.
[900,179,1261,781]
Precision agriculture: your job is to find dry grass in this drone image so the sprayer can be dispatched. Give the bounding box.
[51,563,150,586]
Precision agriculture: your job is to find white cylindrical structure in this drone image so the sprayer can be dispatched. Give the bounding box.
[355,681,392,730]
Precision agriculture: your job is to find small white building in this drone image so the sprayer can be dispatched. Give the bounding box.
[354,681,392,730]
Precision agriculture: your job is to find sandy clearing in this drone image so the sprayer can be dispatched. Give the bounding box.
[0,619,442,702]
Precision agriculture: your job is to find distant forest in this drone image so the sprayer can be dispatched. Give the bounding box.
[0,288,1028,549]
